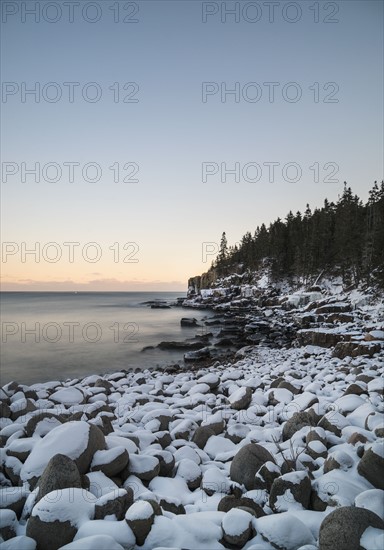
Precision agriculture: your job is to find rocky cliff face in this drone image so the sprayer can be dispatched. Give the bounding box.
[188,264,247,297]
[188,270,219,296]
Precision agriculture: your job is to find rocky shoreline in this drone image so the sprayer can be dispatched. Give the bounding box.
[156,282,384,371]
[1,283,383,549]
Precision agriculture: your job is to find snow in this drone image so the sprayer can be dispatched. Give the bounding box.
[59,534,124,550]
[29,416,62,437]
[86,471,119,498]
[177,459,201,482]
[334,394,366,414]
[129,454,159,475]
[125,500,154,520]
[274,489,305,512]
[0,536,36,550]
[288,509,330,539]
[369,330,384,339]
[201,467,231,495]
[281,471,307,485]
[20,421,90,482]
[256,513,316,550]
[355,490,384,520]
[105,435,138,454]
[322,410,349,431]
[2,283,384,549]
[50,387,84,405]
[370,440,384,459]
[289,392,318,412]
[91,447,126,468]
[360,527,384,550]
[201,411,224,428]
[142,514,225,550]
[228,386,249,404]
[149,477,193,506]
[173,446,201,465]
[0,509,17,530]
[326,448,354,470]
[0,486,29,507]
[198,373,219,387]
[313,469,372,507]
[222,508,252,536]
[189,383,211,395]
[276,388,295,404]
[74,520,135,548]
[6,438,35,455]
[0,424,24,439]
[347,403,377,428]
[204,436,236,459]
[95,489,128,507]
[31,488,96,527]
[308,440,327,454]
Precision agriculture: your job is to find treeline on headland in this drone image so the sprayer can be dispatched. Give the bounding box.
[210,181,384,288]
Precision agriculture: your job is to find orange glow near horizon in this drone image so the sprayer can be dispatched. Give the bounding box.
[0,241,203,291]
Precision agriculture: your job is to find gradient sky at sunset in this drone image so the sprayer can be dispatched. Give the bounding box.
[1,0,383,291]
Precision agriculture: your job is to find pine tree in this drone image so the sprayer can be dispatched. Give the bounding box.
[218,232,228,265]
[207,185,383,288]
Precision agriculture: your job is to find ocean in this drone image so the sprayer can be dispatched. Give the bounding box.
[0,292,212,386]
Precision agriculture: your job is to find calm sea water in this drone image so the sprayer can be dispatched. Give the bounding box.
[0,292,212,386]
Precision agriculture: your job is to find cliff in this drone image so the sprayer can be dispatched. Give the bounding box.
[187,270,218,296]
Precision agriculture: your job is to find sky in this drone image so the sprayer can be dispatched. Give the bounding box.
[1,0,383,291]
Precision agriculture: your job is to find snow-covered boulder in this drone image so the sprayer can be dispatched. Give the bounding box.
[50,387,85,406]
[0,509,17,541]
[318,506,384,550]
[0,535,36,549]
[222,507,254,546]
[24,412,63,438]
[191,426,215,449]
[229,387,252,410]
[282,412,316,441]
[90,447,129,477]
[201,467,231,496]
[26,488,96,550]
[256,512,316,549]
[357,440,384,489]
[20,421,105,487]
[269,471,312,512]
[125,500,155,546]
[36,454,82,503]
[94,488,133,520]
[128,454,160,481]
[218,488,265,517]
[176,458,202,490]
[355,489,384,521]
[230,444,275,490]
[0,486,29,518]
[59,534,124,550]
[318,410,348,437]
